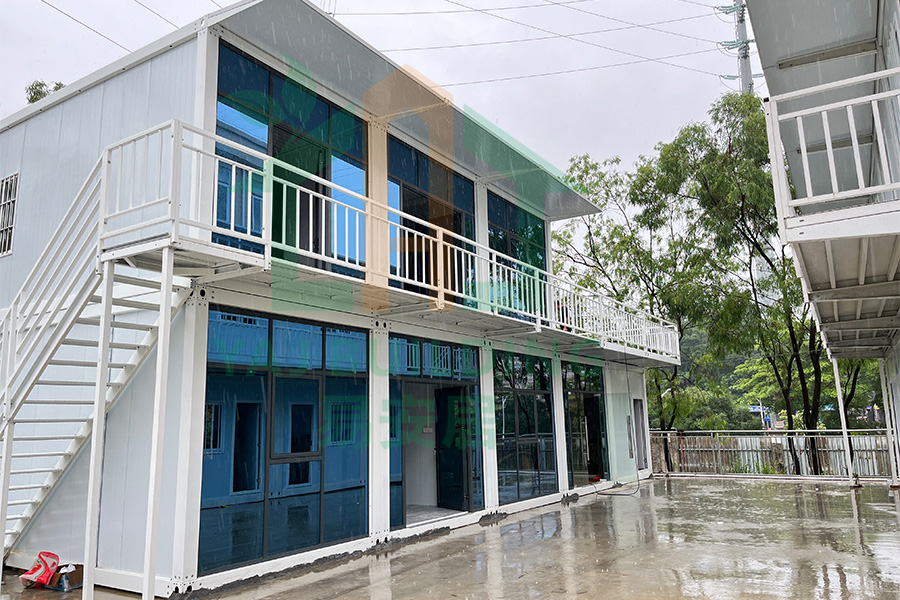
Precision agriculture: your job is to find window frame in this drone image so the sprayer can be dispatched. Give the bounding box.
[0,173,19,257]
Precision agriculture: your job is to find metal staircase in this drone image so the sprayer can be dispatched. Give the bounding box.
[0,155,189,560]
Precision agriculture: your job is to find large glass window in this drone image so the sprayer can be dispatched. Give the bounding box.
[487,191,546,270]
[215,42,368,274]
[199,309,367,575]
[562,362,608,487]
[494,351,556,505]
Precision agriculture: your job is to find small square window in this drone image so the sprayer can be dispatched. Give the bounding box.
[0,174,19,257]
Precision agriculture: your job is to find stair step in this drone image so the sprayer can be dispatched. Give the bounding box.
[48,359,130,369]
[90,295,160,312]
[76,317,157,332]
[13,417,90,424]
[24,399,96,406]
[10,468,60,475]
[8,484,50,491]
[34,380,121,388]
[7,500,35,507]
[16,435,80,442]
[12,451,69,459]
[112,275,162,290]
[61,339,144,351]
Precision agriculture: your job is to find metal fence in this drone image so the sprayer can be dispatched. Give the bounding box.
[650,430,897,478]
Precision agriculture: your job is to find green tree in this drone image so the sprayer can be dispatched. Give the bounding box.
[628,93,836,474]
[26,80,65,104]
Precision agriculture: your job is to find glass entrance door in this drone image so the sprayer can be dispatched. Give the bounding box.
[435,386,468,512]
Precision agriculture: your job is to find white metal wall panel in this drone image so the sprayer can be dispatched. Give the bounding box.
[15,311,187,580]
[0,39,197,307]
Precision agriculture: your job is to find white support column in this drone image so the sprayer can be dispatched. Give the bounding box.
[365,123,390,293]
[142,247,175,600]
[551,355,568,493]
[879,359,900,488]
[832,358,856,486]
[82,260,115,600]
[171,291,209,590]
[368,326,390,538]
[480,345,499,510]
[474,183,491,312]
[192,25,219,243]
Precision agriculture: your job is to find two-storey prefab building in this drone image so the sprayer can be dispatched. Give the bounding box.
[0,1,680,597]
[747,0,900,483]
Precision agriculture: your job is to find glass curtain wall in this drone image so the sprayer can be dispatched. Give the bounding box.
[493,350,556,505]
[199,308,368,574]
[562,362,608,487]
[215,42,367,273]
[388,336,483,529]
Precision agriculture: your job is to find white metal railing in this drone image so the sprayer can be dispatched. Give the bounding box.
[766,67,900,217]
[651,430,896,477]
[0,157,105,434]
[85,120,679,361]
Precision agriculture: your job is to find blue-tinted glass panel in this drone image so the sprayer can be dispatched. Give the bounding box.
[218,45,269,115]
[216,100,268,158]
[331,109,366,162]
[272,321,323,369]
[274,378,319,455]
[323,377,367,542]
[389,380,403,528]
[326,328,367,372]
[488,192,506,228]
[208,311,268,366]
[199,371,266,574]
[425,158,448,201]
[452,174,475,214]
[271,75,329,143]
[267,461,321,555]
[331,153,367,265]
[389,337,421,376]
[388,137,417,186]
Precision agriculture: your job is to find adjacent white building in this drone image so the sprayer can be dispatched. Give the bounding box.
[748,0,900,482]
[0,1,679,597]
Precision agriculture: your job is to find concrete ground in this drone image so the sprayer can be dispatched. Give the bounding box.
[3,477,900,599]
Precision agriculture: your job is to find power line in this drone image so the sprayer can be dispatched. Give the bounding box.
[435,47,722,87]
[37,0,131,52]
[381,13,716,52]
[130,0,179,28]
[537,0,719,44]
[439,0,720,77]
[336,0,598,16]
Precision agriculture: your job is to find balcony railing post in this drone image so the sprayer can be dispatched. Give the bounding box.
[169,121,183,245]
[436,230,445,310]
[763,98,789,243]
[262,158,273,272]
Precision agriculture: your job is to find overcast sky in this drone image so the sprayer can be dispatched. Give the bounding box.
[1,0,763,171]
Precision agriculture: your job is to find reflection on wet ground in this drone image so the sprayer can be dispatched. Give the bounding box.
[4,477,900,599]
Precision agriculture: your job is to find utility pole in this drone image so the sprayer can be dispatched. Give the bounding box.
[733,0,752,93]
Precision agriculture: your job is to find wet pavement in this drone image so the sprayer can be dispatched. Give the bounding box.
[4,477,900,599]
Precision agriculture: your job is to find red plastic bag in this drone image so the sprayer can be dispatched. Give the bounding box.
[20,551,59,588]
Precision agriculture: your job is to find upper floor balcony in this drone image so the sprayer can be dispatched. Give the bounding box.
[764,68,900,244]
[86,120,679,366]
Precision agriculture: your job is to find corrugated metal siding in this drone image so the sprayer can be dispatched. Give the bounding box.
[0,38,197,306]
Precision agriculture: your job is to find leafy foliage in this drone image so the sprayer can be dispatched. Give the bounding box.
[556,93,883,469]
[26,80,65,104]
